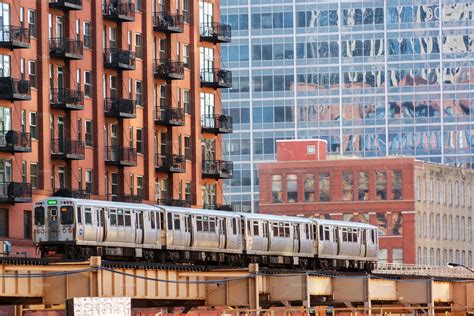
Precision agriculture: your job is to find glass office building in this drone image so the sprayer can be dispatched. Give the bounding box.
[221,0,474,212]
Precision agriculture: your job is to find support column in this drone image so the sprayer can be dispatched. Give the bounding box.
[248,263,260,312]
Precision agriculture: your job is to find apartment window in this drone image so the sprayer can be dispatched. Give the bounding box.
[392,170,402,200]
[183,44,190,67]
[177,87,182,108]
[129,127,133,148]
[184,136,191,160]
[161,178,168,199]
[129,174,134,195]
[27,60,37,89]
[28,9,36,37]
[358,171,369,200]
[185,182,192,204]
[20,7,24,23]
[136,0,142,11]
[21,110,26,133]
[154,180,160,201]
[136,81,142,106]
[442,215,447,240]
[468,217,472,242]
[415,176,420,201]
[83,21,91,48]
[0,209,7,237]
[304,175,314,202]
[136,129,143,154]
[184,89,191,114]
[85,169,93,194]
[29,112,37,139]
[21,161,27,183]
[77,119,82,141]
[111,173,118,196]
[319,173,330,202]
[287,174,297,203]
[30,163,38,189]
[342,172,354,201]
[454,216,459,241]
[137,176,143,198]
[183,0,189,22]
[23,210,32,240]
[78,168,83,190]
[271,175,282,203]
[84,71,92,97]
[448,215,453,240]
[85,121,93,146]
[375,171,387,200]
[75,19,81,41]
[135,33,143,59]
[58,167,66,189]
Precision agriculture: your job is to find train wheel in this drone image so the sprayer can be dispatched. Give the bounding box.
[144,250,154,263]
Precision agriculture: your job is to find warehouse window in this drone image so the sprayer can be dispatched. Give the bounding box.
[391,170,402,200]
[358,171,369,200]
[304,175,314,202]
[342,172,354,201]
[319,173,330,202]
[287,174,297,202]
[375,171,387,200]
[271,175,283,203]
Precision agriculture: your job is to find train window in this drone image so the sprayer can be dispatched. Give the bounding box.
[85,208,92,225]
[324,227,330,241]
[232,218,237,235]
[273,223,279,236]
[348,229,353,242]
[342,228,348,242]
[284,224,290,237]
[150,212,156,229]
[117,210,124,226]
[77,207,82,224]
[253,221,259,236]
[209,218,216,233]
[371,230,375,243]
[319,226,324,240]
[60,206,74,225]
[110,209,117,226]
[124,211,132,227]
[313,225,317,240]
[352,230,358,243]
[159,212,165,230]
[197,216,203,231]
[98,209,104,227]
[263,222,269,238]
[361,230,366,244]
[34,206,45,226]
[174,214,180,230]
[167,213,173,230]
[334,229,338,242]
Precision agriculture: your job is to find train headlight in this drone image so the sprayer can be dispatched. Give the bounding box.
[62,229,66,234]
[41,229,45,234]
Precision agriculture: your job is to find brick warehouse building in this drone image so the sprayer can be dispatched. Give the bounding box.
[259,140,473,267]
[0,0,232,256]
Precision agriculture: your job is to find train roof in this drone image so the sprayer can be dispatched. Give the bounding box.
[238,212,314,223]
[313,218,377,229]
[36,197,158,211]
[155,205,241,218]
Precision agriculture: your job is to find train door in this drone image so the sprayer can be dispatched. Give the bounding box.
[76,205,84,241]
[360,229,367,257]
[262,221,269,251]
[293,224,301,253]
[48,206,59,241]
[218,218,226,249]
[96,207,105,242]
[183,214,191,247]
[135,211,144,244]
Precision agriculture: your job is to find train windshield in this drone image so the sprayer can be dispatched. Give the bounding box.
[34,206,45,226]
[60,206,74,225]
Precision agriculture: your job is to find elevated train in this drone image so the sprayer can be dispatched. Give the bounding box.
[34,198,378,270]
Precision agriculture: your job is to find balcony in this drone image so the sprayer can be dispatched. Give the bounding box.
[154,107,184,126]
[157,198,191,208]
[200,68,232,89]
[51,139,85,160]
[49,0,82,11]
[104,48,136,71]
[104,98,136,119]
[201,114,233,134]
[50,88,84,111]
[109,194,142,204]
[49,37,83,60]
[154,59,184,81]
[200,22,231,44]
[0,77,31,101]
[155,154,186,173]
[0,182,32,203]
[202,160,233,179]
[153,12,184,33]
[0,26,30,49]
[0,131,32,153]
[53,188,90,199]
[203,204,235,212]
[105,146,137,167]
[102,1,135,22]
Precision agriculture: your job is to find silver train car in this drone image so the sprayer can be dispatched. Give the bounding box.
[34,198,378,270]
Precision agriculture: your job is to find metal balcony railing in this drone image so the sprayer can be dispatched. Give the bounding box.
[200,22,232,43]
[202,160,233,179]
[102,1,135,22]
[153,12,184,33]
[105,146,137,167]
[157,198,191,208]
[203,204,235,212]
[49,37,83,60]
[154,59,185,80]
[155,154,186,173]
[104,48,136,70]
[154,106,185,126]
[49,0,83,10]
[50,88,84,110]
[109,194,142,204]
[0,131,31,153]
[53,188,90,199]
[0,77,31,101]
[104,98,136,119]
[0,25,30,49]
[200,68,232,89]
[201,114,233,134]
[0,182,32,203]
[51,139,85,160]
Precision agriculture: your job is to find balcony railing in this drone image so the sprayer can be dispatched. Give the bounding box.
[153,12,184,33]
[200,22,232,43]
[105,146,137,167]
[201,114,233,134]
[0,182,32,203]
[109,194,142,204]
[203,204,235,212]
[104,48,136,70]
[154,59,184,80]
[154,106,185,126]
[53,188,90,199]
[50,88,84,110]
[202,160,233,179]
[0,131,31,153]
[104,98,136,119]
[102,1,135,22]
[157,198,191,208]
[49,0,82,10]
[155,154,186,173]
[200,68,232,89]
[49,37,83,60]
[0,77,31,101]
[51,139,85,160]
[0,25,30,49]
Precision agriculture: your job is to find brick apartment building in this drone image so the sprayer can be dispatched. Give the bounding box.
[0,0,232,255]
[259,140,473,267]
